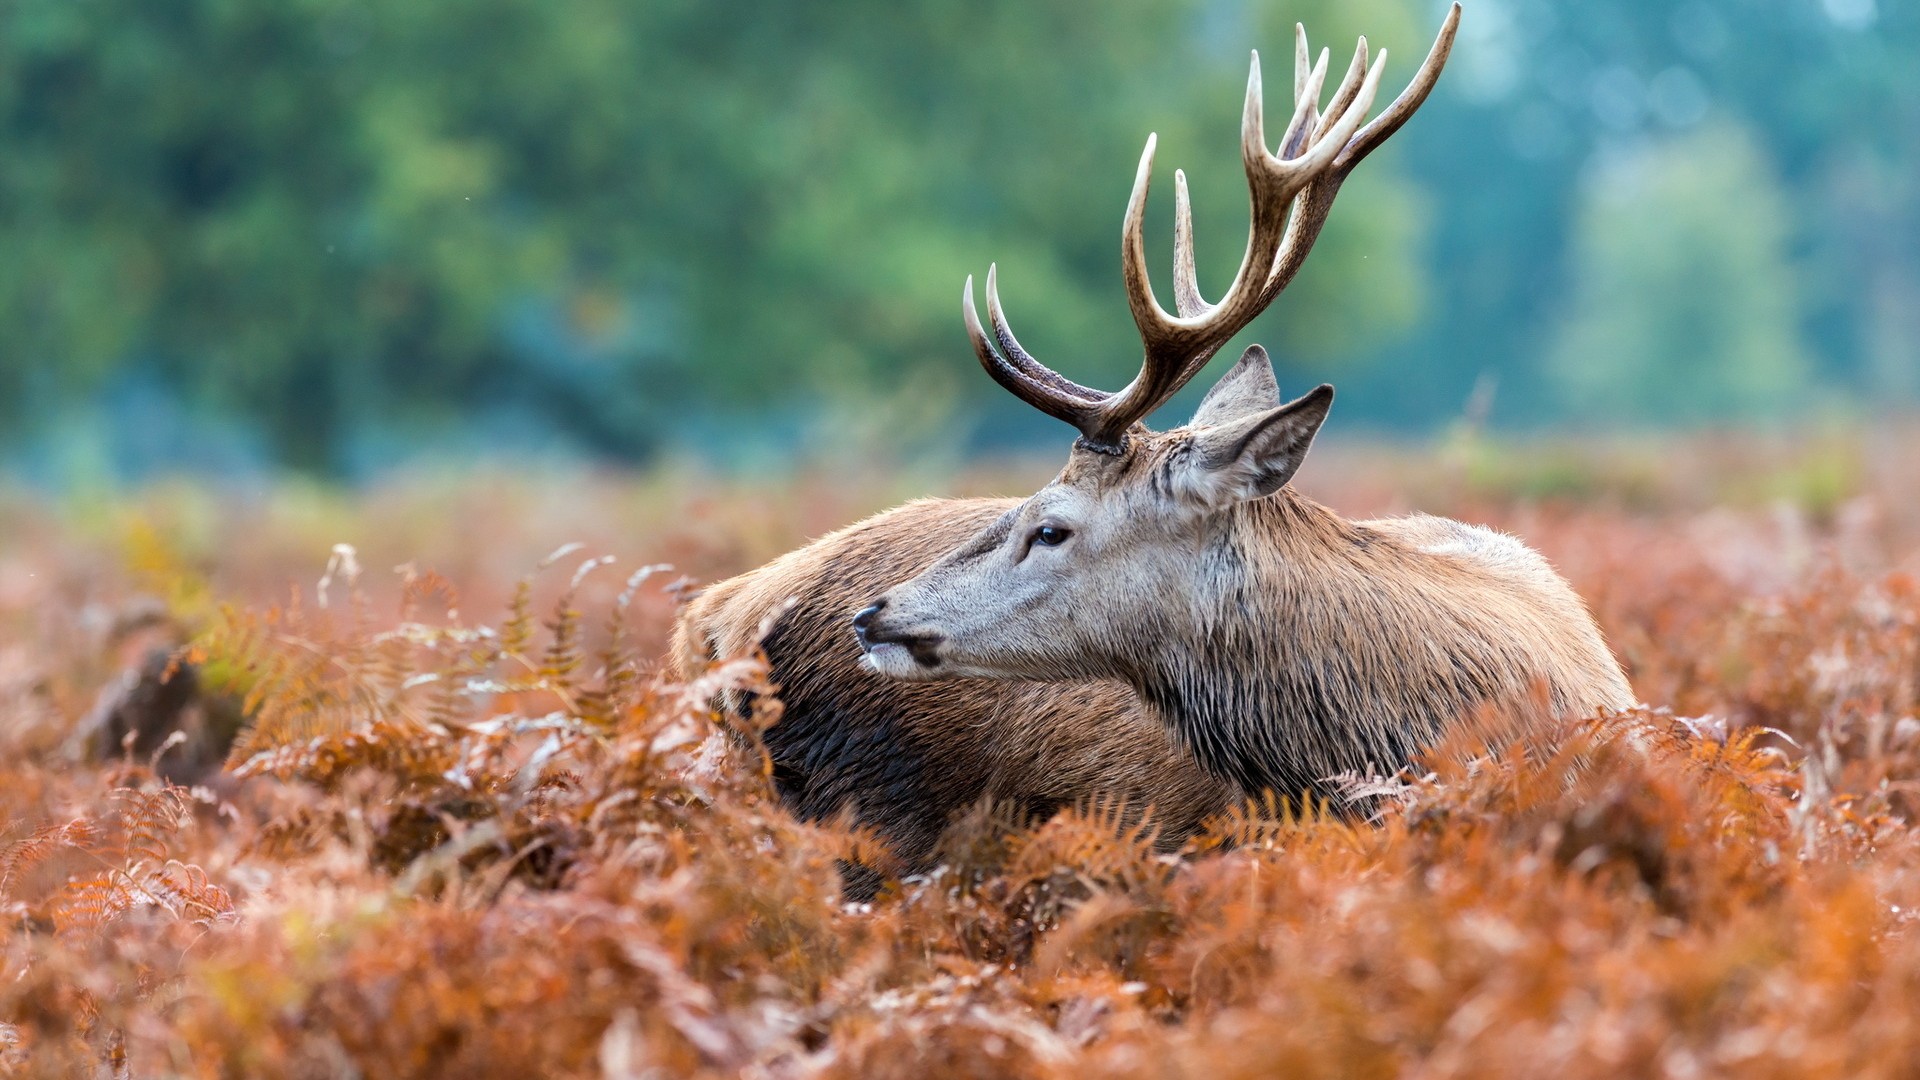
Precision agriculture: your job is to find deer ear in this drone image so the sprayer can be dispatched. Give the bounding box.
[1190,345,1282,429]
[1180,384,1333,506]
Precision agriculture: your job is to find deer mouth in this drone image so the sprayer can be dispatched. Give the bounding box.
[862,639,944,679]
[854,618,947,677]
[863,627,946,668]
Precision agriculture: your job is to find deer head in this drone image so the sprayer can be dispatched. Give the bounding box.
[856,8,1459,684]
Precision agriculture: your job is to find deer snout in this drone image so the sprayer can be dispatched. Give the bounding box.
[851,601,885,648]
[853,597,948,677]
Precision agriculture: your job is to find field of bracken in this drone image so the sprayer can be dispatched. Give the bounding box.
[2,424,1918,1078]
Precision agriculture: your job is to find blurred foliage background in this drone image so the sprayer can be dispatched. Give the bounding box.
[0,0,1915,480]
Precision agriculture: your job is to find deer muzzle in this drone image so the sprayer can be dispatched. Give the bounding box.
[853,600,948,677]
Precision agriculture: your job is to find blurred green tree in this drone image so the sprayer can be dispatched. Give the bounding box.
[1546,121,1810,423]
[0,0,1433,472]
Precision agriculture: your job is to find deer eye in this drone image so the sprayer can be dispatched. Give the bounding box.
[1031,525,1072,548]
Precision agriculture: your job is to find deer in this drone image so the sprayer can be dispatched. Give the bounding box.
[853,3,1634,801]
[674,7,1482,875]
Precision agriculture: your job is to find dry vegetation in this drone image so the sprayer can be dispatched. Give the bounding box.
[2,426,1918,1078]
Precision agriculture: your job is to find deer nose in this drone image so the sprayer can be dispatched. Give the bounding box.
[852,601,885,647]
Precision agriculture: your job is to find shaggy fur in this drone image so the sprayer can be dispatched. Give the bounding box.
[1123,491,1634,796]
[670,498,1236,872]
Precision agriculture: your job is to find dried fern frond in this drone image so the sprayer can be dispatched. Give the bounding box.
[1189,788,1342,854]
[0,818,97,901]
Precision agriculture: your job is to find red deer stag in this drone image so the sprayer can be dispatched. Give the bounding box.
[854,6,1632,800]
[675,8,1468,872]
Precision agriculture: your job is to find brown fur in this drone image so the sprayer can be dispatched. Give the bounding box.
[1126,476,1635,796]
[670,497,1236,871]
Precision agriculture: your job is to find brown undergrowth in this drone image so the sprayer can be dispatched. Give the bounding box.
[1,429,1918,1077]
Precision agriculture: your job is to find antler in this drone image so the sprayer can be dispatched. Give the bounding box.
[966,3,1461,453]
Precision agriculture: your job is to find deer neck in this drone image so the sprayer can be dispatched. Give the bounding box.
[1123,491,1455,801]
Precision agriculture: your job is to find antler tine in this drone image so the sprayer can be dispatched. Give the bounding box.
[964,275,1099,427]
[1292,23,1310,104]
[1338,2,1460,170]
[1171,170,1210,319]
[1119,131,1174,349]
[1315,37,1371,143]
[1240,56,1269,205]
[1279,47,1330,161]
[984,265,1104,402]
